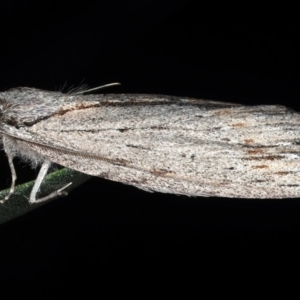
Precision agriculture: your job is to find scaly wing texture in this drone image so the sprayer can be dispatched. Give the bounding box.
[7,95,300,198]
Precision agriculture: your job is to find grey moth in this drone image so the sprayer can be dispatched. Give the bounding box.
[1,86,300,203]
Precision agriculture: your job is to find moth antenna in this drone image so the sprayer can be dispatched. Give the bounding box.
[59,81,68,93]
[72,82,121,95]
[29,159,72,204]
[0,141,17,203]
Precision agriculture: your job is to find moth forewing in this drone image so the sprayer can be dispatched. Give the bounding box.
[1,87,300,202]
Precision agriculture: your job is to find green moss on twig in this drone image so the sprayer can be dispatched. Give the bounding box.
[0,168,91,224]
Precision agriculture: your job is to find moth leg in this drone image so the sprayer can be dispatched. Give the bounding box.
[29,160,72,204]
[0,148,17,203]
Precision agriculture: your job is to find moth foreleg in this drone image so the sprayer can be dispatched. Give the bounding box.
[29,160,72,204]
[0,145,17,203]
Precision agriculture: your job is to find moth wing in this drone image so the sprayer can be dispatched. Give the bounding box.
[6,95,300,198]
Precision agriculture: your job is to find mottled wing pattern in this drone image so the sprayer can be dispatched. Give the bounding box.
[5,94,300,198]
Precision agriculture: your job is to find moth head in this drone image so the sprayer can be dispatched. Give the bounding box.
[0,98,6,122]
[0,96,19,126]
[0,98,14,123]
[0,98,9,145]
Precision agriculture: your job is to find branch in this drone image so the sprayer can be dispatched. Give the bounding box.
[0,168,91,224]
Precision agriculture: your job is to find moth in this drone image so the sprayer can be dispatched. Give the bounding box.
[1,86,300,203]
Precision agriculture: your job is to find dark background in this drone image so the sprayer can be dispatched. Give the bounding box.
[1,0,300,291]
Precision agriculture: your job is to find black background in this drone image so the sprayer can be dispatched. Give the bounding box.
[1,0,300,291]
